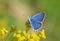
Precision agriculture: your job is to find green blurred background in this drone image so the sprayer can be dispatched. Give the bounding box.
[0,0,60,41]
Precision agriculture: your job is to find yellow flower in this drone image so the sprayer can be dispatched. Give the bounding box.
[17,30,21,34]
[0,28,8,36]
[13,33,16,37]
[27,34,30,39]
[40,29,46,39]
[27,32,34,39]
[16,34,21,39]
[13,30,25,41]
[13,33,17,39]
[28,39,34,41]
[18,36,25,41]
[0,30,5,36]
[13,33,21,39]
[39,34,41,37]
[3,28,8,33]
[27,32,40,41]
[30,32,40,41]
[23,30,27,37]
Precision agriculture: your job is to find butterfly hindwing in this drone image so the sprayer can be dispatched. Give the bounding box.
[31,21,42,30]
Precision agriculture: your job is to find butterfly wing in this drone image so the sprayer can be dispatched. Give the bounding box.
[31,22,42,30]
[27,12,45,30]
[31,12,45,22]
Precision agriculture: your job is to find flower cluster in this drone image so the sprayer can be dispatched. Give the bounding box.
[13,30,26,41]
[13,29,46,41]
[0,28,8,36]
[0,27,46,41]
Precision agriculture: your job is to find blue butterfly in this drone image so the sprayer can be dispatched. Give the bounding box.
[27,12,45,30]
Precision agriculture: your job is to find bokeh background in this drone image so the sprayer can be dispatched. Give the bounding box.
[0,0,60,41]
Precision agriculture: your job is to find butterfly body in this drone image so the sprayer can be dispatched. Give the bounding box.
[27,12,45,30]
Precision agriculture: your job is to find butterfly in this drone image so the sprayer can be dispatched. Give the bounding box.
[27,12,45,30]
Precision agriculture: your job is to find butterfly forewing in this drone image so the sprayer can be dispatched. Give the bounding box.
[31,12,45,22]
